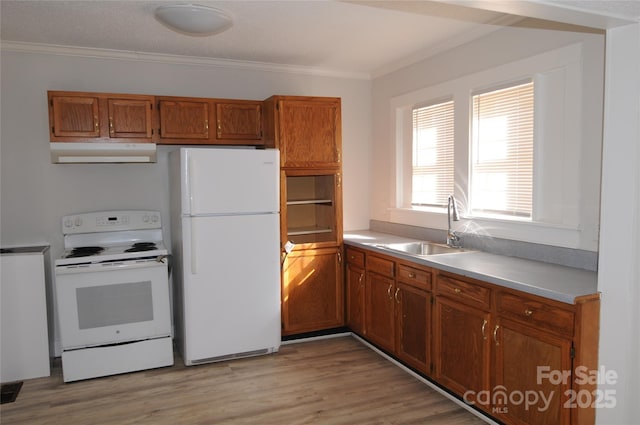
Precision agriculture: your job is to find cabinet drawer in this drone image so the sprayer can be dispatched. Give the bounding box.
[398,264,431,290]
[367,255,395,278]
[345,247,365,268]
[498,292,575,337]
[436,274,490,307]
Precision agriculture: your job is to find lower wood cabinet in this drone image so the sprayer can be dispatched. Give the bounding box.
[395,281,431,374]
[281,247,344,335]
[348,248,432,375]
[493,318,572,424]
[365,266,396,353]
[433,296,491,401]
[345,243,600,425]
[345,248,365,336]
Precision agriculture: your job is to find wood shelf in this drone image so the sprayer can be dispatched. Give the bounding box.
[288,226,333,236]
[287,199,333,205]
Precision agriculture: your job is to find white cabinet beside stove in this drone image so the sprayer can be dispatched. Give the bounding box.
[0,246,51,382]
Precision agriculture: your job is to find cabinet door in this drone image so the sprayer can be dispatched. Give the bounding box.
[395,282,431,375]
[281,247,344,335]
[277,98,341,168]
[434,296,491,402]
[365,272,395,353]
[493,318,572,425]
[215,101,262,143]
[49,95,100,139]
[346,262,366,336]
[158,98,210,141]
[107,98,153,140]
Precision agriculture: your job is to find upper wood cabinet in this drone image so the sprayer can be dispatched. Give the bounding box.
[215,101,262,142]
[264,96,341,169]
[157,97,211,142]
[48,91,154,142]
[48,91,265,146]
[156,97,264,145]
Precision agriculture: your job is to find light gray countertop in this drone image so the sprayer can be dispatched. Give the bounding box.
[344,230,598,304]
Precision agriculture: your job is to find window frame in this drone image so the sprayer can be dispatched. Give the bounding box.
[389,43,584,248]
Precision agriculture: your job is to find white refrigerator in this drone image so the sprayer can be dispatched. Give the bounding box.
[170,147,281,366]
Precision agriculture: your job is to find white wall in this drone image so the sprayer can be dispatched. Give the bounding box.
[0,49,372,257]
[596,22,640,425]
[371,25,604,251]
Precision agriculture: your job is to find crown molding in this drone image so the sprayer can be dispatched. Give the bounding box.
[0,41,371,81]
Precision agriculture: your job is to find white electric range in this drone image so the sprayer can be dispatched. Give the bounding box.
[54,210,174,382]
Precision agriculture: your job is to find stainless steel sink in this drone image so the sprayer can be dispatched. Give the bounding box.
[379,241,468,256]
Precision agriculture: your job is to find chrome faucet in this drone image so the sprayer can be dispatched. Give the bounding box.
[447,194,461,248]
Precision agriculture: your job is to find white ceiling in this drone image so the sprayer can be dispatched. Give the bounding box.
[1,1,639,79]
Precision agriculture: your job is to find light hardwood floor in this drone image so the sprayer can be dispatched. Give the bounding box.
[1,336,490,424]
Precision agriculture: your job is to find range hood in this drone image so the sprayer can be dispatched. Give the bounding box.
[50,143,157,163]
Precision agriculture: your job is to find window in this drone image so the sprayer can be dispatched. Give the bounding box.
[411,100,454,207]
[470,81,534,219]
[390,43,588,249]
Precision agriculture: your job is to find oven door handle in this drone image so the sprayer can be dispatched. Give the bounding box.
[55,259,167,275]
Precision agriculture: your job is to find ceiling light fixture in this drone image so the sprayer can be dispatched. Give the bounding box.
[155,4,233,37]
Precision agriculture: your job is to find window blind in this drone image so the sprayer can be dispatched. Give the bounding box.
[471,81,534,218]
[411,100,454,207]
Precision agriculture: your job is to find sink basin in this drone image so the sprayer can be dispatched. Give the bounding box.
[379,241,467,256]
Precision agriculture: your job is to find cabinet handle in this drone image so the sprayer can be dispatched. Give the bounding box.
[481,319,487,340]
[387,284,393,300]
[94,115,99,132]
[217,119,222,137]
[493,325,500,346]
[358,273,364,286]
[394,288,401,304]
[109,117,114,135]
[524,309,533,317]
[337,252,342,264]
[408,272,416,278]
[454,288,462,294]
[204,120,209,133]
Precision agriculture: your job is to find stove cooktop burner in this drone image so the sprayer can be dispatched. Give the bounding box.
[66,246,105,258]
[125,242,157,253]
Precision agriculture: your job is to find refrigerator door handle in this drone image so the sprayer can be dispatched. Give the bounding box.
[188,155,196,214]
[190,219,198,275]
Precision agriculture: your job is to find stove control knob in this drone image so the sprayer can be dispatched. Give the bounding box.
[151,214,159,223]
[143,215,150,223]
[74,217,83,227]
[64,218,73,228]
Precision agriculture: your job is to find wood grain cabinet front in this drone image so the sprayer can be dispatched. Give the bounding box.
[214,100,263,144]
[281,247,344,335]
[345,247,366,336]
[433,291,492,402]
[157,97,211,143]
[263,96,341,169]
[48,91,155,142]
[346,245,599,425]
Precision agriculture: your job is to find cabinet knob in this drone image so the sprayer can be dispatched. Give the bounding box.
[454,288,462,294]
[524,309,533,317]
[408,272,416,278]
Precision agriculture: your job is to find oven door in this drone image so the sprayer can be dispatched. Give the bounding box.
[55,258,171,350]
